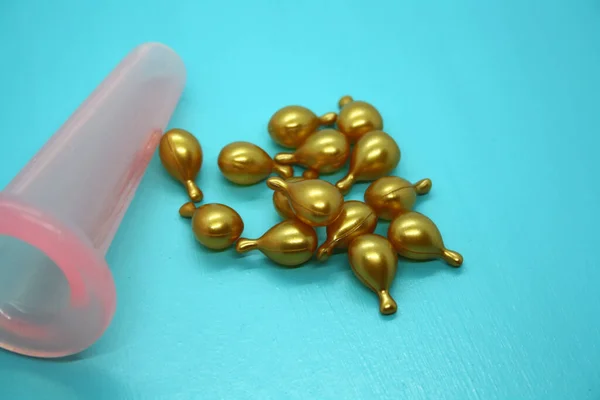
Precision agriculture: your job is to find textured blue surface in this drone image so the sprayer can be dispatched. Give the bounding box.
[1,0,600,399]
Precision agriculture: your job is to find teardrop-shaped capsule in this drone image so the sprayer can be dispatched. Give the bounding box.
[266,177,344,226]
[337,95,384,143]
[348,234,398,315]
[268,105,337,148]
[218,141,293,185]
[180,202,244,250]
[364,176,432,220]
[335,130,401,195]
[236,220,318,267]
[274,129,350,179]
[387,211,463,267]
[316,201,377,261]
[272,177,305,219]
[159,128,203,201]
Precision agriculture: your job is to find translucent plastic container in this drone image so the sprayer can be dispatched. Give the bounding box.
[0,43,186,358]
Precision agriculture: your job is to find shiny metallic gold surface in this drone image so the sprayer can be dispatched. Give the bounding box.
[347,234,398,315]
[268,105,337,148]
[180,203,244,250]
[272,177,304,219]
[338,95,354,108]
[266,177,344,226]
[336,130,401,195]
[179,202,197,218]
[364,177,432,220]
[236,220,318,267]
[316,201,377,261]
[337,95,383,143]
[218,141,293,185]
[274,129,350,179]
[388,211,463,267]
[301,169,320,179]
[159,128,203,202]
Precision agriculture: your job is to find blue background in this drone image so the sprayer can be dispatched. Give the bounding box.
[1,0,599,399]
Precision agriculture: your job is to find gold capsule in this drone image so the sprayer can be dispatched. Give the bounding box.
[268,105,337,148]
[337,95,383,143]
[266,177,344,227]
[316,201,377,261]
[348,234,398,315]
[364,176,432,220]
[218,141,293,185]
[274,129,350,179]
[272,177,304,219]
[159,128,203,202]
[180,203,244,250]
[236,220,318,267]
[336,130,401,195]
[387,211,463,267]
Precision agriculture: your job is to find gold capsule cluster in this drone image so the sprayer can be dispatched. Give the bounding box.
[159,95,463,315]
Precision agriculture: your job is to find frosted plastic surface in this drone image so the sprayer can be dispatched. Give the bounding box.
[0,43,185,357]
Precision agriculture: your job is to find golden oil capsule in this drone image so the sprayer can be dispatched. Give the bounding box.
[218,141,293,185]
[316,201,377,261]
[274,129,350,179]
[180,202,244,250]
[268,105,337,148]
[364,176,432,220]
[388,211,463,267]
[348,234,398,315]
[337,95,383,143]
[159,128,203,202]
[336,130,401,195]
[236,220,318,267]
[266,177,344,226]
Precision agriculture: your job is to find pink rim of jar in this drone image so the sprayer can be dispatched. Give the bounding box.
[0,193,115,358]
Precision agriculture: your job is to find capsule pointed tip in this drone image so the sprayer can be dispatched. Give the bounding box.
[236,239,258,253]
[186,180,203,202]
[302,169,319,179]
[319,112,337,126]
[338,95,353,108]
[179,202,197,218]
[266,176,288,192]
[316,245,332,262]
[414,178,432,195]
[335,174,354,195]
[378,291,397,315]
[273,163,294,179]
[274,153,295,165]
[442,248,463,267]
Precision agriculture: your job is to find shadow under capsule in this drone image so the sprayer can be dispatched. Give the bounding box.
[256,252,351,287]
[215,176,272,201]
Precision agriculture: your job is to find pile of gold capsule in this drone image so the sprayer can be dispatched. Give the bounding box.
[159,95,463,315]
